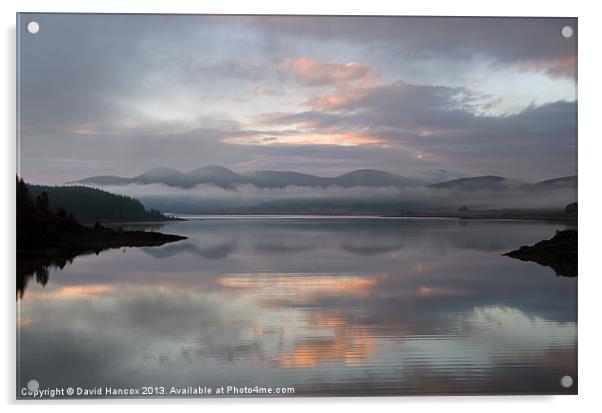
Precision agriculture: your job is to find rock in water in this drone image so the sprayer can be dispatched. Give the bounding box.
[504,230,577,277]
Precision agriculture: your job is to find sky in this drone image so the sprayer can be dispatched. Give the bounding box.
[18,14,577,184]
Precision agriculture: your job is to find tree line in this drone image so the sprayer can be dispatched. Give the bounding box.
[19,178,170,222]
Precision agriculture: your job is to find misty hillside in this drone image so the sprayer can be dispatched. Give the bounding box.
[72,166,578,192]
[535,175,578,189]
[27,184,173,223]
[74,175,133,186]
[246,170,327,187]
[188,165,254,186]
[72,166,431,189]
[429,176,529,190]
[428,175,578,191]
[66,166,577,215]
[413,169,473,184]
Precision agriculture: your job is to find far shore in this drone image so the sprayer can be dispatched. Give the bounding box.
[388,209,577,222]
[160,210,578,222]
[78,216,185,225]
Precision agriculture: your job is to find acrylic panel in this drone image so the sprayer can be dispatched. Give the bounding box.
[16,14,577,399]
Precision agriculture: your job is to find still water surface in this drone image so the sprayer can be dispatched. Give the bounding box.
[17,217,577,397]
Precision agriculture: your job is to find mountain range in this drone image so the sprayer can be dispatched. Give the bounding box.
[71,166,426,188]
[70,166,576,191]
[65,166,577,214]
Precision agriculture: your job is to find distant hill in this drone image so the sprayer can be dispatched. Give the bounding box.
[132,167,198,187]
[428,175,529,190]
[535,175,577,189]
[188,165,254,187]
[429,175,577,192]
[66,167,577,215]
[71,166,579,192]
[246,170,327,187]
[71,166,426,189]
[412,169,473,184]
[27,183,175,223]
[74,175,133,186]
[333,169,423,187]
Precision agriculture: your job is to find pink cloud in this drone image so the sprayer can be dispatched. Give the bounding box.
[222,131,386,147]
[307,87,370,111]
[511,57,576,79]
[229,97,246,104]
[278,57,379,111]
[280,57,376,88]
[253,86,285,97]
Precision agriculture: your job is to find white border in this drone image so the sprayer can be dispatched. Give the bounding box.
[3,1,601,412]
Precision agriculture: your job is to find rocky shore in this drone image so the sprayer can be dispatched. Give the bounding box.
[504,230,577,277]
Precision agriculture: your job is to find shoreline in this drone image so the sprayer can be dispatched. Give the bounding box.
[162,212,577,223]
[504,230,577,277]
[78,216,185,225]
[387,210,577,223]
[17,225,186,298]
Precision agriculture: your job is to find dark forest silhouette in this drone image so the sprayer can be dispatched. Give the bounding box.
[16,177,186,298]
[27,183,176,223]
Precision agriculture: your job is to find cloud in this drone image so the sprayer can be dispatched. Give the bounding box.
[222,130,386,147]
[18,14,577,184]
[280,57,376,88]
[509,56,577,79]
[242,75,577,180]
[252,16,577,79]
[305,81,487,121]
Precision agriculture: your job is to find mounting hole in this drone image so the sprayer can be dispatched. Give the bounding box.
[26,21,40,34]
[27,379,39,391]
[561,25,574,39]
[560,375,574,388]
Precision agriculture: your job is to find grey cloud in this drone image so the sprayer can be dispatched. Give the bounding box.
[18,14,280,131]
[258,80,576,180]
[251,16,577,76]
[260,82,492,132]
[18,14,577,184]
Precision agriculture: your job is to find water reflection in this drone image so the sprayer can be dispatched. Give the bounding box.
[17,250,89,299]
[17,217,577,396]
